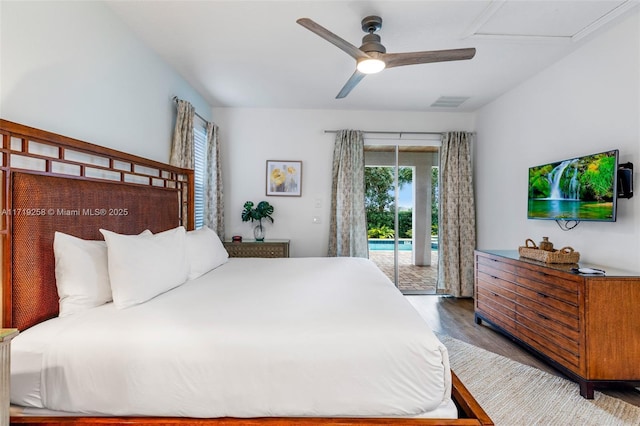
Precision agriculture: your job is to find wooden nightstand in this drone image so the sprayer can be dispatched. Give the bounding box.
[1,329,18,425]
[223,239,290,258]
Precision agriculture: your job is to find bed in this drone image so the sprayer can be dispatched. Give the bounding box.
[1,119,492,425]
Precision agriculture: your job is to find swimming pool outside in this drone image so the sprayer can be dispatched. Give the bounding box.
[368,239,412,251]
[368,238,438,251]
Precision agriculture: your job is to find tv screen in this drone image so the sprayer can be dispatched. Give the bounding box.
[528,150,619,221]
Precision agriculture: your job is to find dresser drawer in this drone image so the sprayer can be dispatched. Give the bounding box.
[515,274,578,305]
[476,253,518,274]
[514,263,580,299]
[476,270,517,296]
[476,286,517,334]
[515,294,578,330]
[516,307,580,354]
[476,304,517,335]
[477,285,516,313]
[516,284,578,317]
[516,322,580,371]
[476,262,519,286]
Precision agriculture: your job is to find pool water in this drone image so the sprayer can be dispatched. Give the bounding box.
[368,240,413,251]
[368,239,438,251]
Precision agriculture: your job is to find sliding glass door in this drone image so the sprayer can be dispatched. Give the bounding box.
[365,144,440,294]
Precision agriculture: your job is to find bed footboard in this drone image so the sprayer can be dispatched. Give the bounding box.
[10,372,492,426]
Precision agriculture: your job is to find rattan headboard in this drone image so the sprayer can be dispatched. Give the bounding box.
[11,172,183,330]
[0,120,194,330]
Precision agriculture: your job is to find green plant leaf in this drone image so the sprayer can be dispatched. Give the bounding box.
[241,200,274,223]
[241,201,255,222]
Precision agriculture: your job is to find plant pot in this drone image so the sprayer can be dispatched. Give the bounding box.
[253,223,265,241]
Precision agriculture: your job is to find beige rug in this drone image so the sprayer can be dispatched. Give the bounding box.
[438,334,640,426]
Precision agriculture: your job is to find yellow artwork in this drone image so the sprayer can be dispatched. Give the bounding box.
[266,160,302,196]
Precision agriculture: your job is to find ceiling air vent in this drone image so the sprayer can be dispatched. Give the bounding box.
[430,96,470,108]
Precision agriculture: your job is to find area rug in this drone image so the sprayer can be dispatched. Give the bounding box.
[438,334,640,426]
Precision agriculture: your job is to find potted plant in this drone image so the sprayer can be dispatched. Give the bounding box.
[241,201,274,241]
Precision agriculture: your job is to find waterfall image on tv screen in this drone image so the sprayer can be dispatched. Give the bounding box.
[527,150,618,221]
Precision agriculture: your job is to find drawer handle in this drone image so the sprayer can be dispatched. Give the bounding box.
[537,292,548,298]
[492,292,499,297]
[537,313,549,320]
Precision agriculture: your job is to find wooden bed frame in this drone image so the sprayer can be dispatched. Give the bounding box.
[1,120,493,426]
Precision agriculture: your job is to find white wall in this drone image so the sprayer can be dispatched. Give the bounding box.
[475,12,639,270]
[213,107,474,257]
[0,1,210,163]
[7,1,634,269]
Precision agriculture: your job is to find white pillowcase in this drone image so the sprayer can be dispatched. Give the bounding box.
[53,230,152,317]
[186,227,229,280]
[100,226,189,309]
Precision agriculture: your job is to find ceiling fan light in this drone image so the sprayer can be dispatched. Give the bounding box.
[357,58,386,74]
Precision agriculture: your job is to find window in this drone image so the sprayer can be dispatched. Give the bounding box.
[193,121,207,229]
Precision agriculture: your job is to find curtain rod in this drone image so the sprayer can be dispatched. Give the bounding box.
[172,96,208,123]
[323,130,444,137]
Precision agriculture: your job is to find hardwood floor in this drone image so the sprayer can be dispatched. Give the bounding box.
[406,295,640,408]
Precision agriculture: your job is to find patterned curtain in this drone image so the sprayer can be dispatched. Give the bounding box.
[328,130,368,258]
[437,131,476,297]
[204,122,225,238]
[169,100,195,229]
[170,100,195,169]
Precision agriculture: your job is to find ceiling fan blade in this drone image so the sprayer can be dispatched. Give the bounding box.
[297,18,370,61]
[383,48,476,69]
[336,70,366,99]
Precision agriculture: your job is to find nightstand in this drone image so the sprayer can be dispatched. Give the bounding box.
[1,329,18,425]
[223,239,290,258]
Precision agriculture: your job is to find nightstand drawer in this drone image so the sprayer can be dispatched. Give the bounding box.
[223,240,290,258]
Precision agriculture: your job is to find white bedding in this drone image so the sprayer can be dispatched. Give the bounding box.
[11,257,455,419]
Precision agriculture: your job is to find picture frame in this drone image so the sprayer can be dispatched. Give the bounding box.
[266,160,302,197]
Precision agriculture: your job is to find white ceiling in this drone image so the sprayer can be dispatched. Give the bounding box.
[106,0,639,112]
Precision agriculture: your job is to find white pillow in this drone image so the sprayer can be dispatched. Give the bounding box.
[53,230,152,317]
[186,227,229,280]
[100,226,189,309]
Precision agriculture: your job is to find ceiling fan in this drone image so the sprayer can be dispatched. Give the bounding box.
[297,16,476,99]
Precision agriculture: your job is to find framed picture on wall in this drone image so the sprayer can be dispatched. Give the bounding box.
[266,160,302,197]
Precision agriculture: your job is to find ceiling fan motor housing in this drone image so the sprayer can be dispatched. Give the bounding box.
[360,33,386,54]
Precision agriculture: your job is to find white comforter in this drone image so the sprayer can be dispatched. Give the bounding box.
[11,257,454,418]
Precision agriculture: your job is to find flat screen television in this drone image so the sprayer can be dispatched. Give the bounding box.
[527,149,619,222]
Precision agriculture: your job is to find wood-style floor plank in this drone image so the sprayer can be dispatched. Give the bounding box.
[406,296,640,407]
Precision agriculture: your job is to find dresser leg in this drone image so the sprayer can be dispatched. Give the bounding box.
[474,313,482,325]
[579,380,595,399]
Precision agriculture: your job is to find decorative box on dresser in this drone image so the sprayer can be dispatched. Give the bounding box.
[1,329,18,426]
[223,239,290,258]
[474,250,640,399]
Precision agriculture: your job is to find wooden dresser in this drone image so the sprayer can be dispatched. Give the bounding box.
[474,250,640,398]
[223,239,290,258]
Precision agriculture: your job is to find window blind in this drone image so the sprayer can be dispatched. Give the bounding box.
[193,123,207,229]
